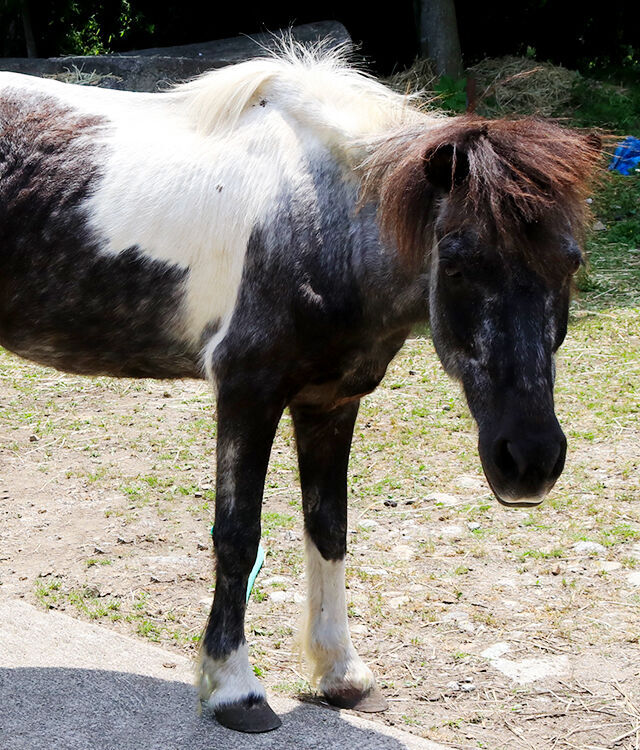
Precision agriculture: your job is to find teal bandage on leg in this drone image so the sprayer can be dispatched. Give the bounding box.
[246,544,265,603]
[210,525,265,603]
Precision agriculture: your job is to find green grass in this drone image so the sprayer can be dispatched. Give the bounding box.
[577,171,640,310]
[569,77,640,134]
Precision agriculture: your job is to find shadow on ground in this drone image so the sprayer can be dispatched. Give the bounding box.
[0,667,412,750]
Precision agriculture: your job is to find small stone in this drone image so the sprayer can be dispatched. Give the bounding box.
[93,546,105,554]
[383,499,398,507]
[446,680,476,693]
[427,492,461,507]
[625,572,640,586]
[361,567,388,577]
[489,655,569,685]
[455,476,485,490]
[394,544,414,561]
[467,522,481,531]
[593,220,606,231]
[388,595,409,609]
[150,574,173,583]
[573,541,606,555]
[162,662,177,668]
[358,519,378,530]
[351,623,368,636]
[197,542,208,551]
[269,590,304,604]
[597,561,622,572]
[29,435,38,442]
[440,524,464,538]
[443,608,470,624]
[481,642,511,659]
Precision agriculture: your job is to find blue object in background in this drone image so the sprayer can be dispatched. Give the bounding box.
[609,136,640,175]
[210,525,266,604]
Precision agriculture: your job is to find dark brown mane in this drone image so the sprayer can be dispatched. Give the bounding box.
[361,116,602,273]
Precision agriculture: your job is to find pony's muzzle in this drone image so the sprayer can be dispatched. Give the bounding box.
[484,425,567,505]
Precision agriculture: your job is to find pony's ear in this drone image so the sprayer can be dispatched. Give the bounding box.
[423,143,470,192]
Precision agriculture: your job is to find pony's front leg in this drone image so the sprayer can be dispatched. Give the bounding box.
[198,381,284,733]
[291,401,388,713]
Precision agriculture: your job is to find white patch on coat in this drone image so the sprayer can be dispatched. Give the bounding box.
[301,536,374,695]
[84,104,313,350]
[197,642,265,709]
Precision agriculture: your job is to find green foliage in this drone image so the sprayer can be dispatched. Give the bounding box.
[576,172,640,308]
[570,78,640,135]
[433,76,468,114]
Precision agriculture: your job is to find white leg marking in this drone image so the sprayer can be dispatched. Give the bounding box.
[302,535,374,696]
[197,643,265,709]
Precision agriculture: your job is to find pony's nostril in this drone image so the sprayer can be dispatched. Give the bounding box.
[493,435,565,484]
[493,439,519,479]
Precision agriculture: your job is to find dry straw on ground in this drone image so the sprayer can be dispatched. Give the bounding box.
[388,55,580,118]
[469,56,580,117]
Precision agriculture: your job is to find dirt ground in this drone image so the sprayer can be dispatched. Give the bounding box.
[0,326,638,749]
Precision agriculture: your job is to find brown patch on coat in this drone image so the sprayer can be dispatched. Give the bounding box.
[360,116,602,275]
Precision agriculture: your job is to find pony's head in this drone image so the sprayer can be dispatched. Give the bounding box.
[365,117,601,506]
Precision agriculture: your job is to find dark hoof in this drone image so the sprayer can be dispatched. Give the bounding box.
[324,684,389,713]
[214,698,282,733]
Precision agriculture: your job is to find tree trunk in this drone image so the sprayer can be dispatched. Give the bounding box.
[417,0,463,79]
[21,0,38,58]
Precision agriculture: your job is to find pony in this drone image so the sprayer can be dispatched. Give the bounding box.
[0,45,600,733]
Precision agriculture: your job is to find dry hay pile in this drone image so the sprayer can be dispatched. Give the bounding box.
[468,56,579,117]
[387,57,438,96]
[387,56,579,118]
[46,65,122,87]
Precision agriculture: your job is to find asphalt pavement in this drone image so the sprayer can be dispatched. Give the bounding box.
[0,599,449,750]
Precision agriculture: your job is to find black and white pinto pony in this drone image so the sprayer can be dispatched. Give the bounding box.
[0,47,600,732]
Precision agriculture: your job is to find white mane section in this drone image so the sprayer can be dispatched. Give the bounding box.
[174,45,430,155]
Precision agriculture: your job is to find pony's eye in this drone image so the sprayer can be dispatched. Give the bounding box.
[568,254,583,275]
[443,264,462,279]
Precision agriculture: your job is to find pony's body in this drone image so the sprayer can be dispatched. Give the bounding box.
[0,61,427,381]
[0,50,599,732]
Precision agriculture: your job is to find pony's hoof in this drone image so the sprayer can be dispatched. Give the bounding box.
[324,684,389,713]
[214,698,282,733]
